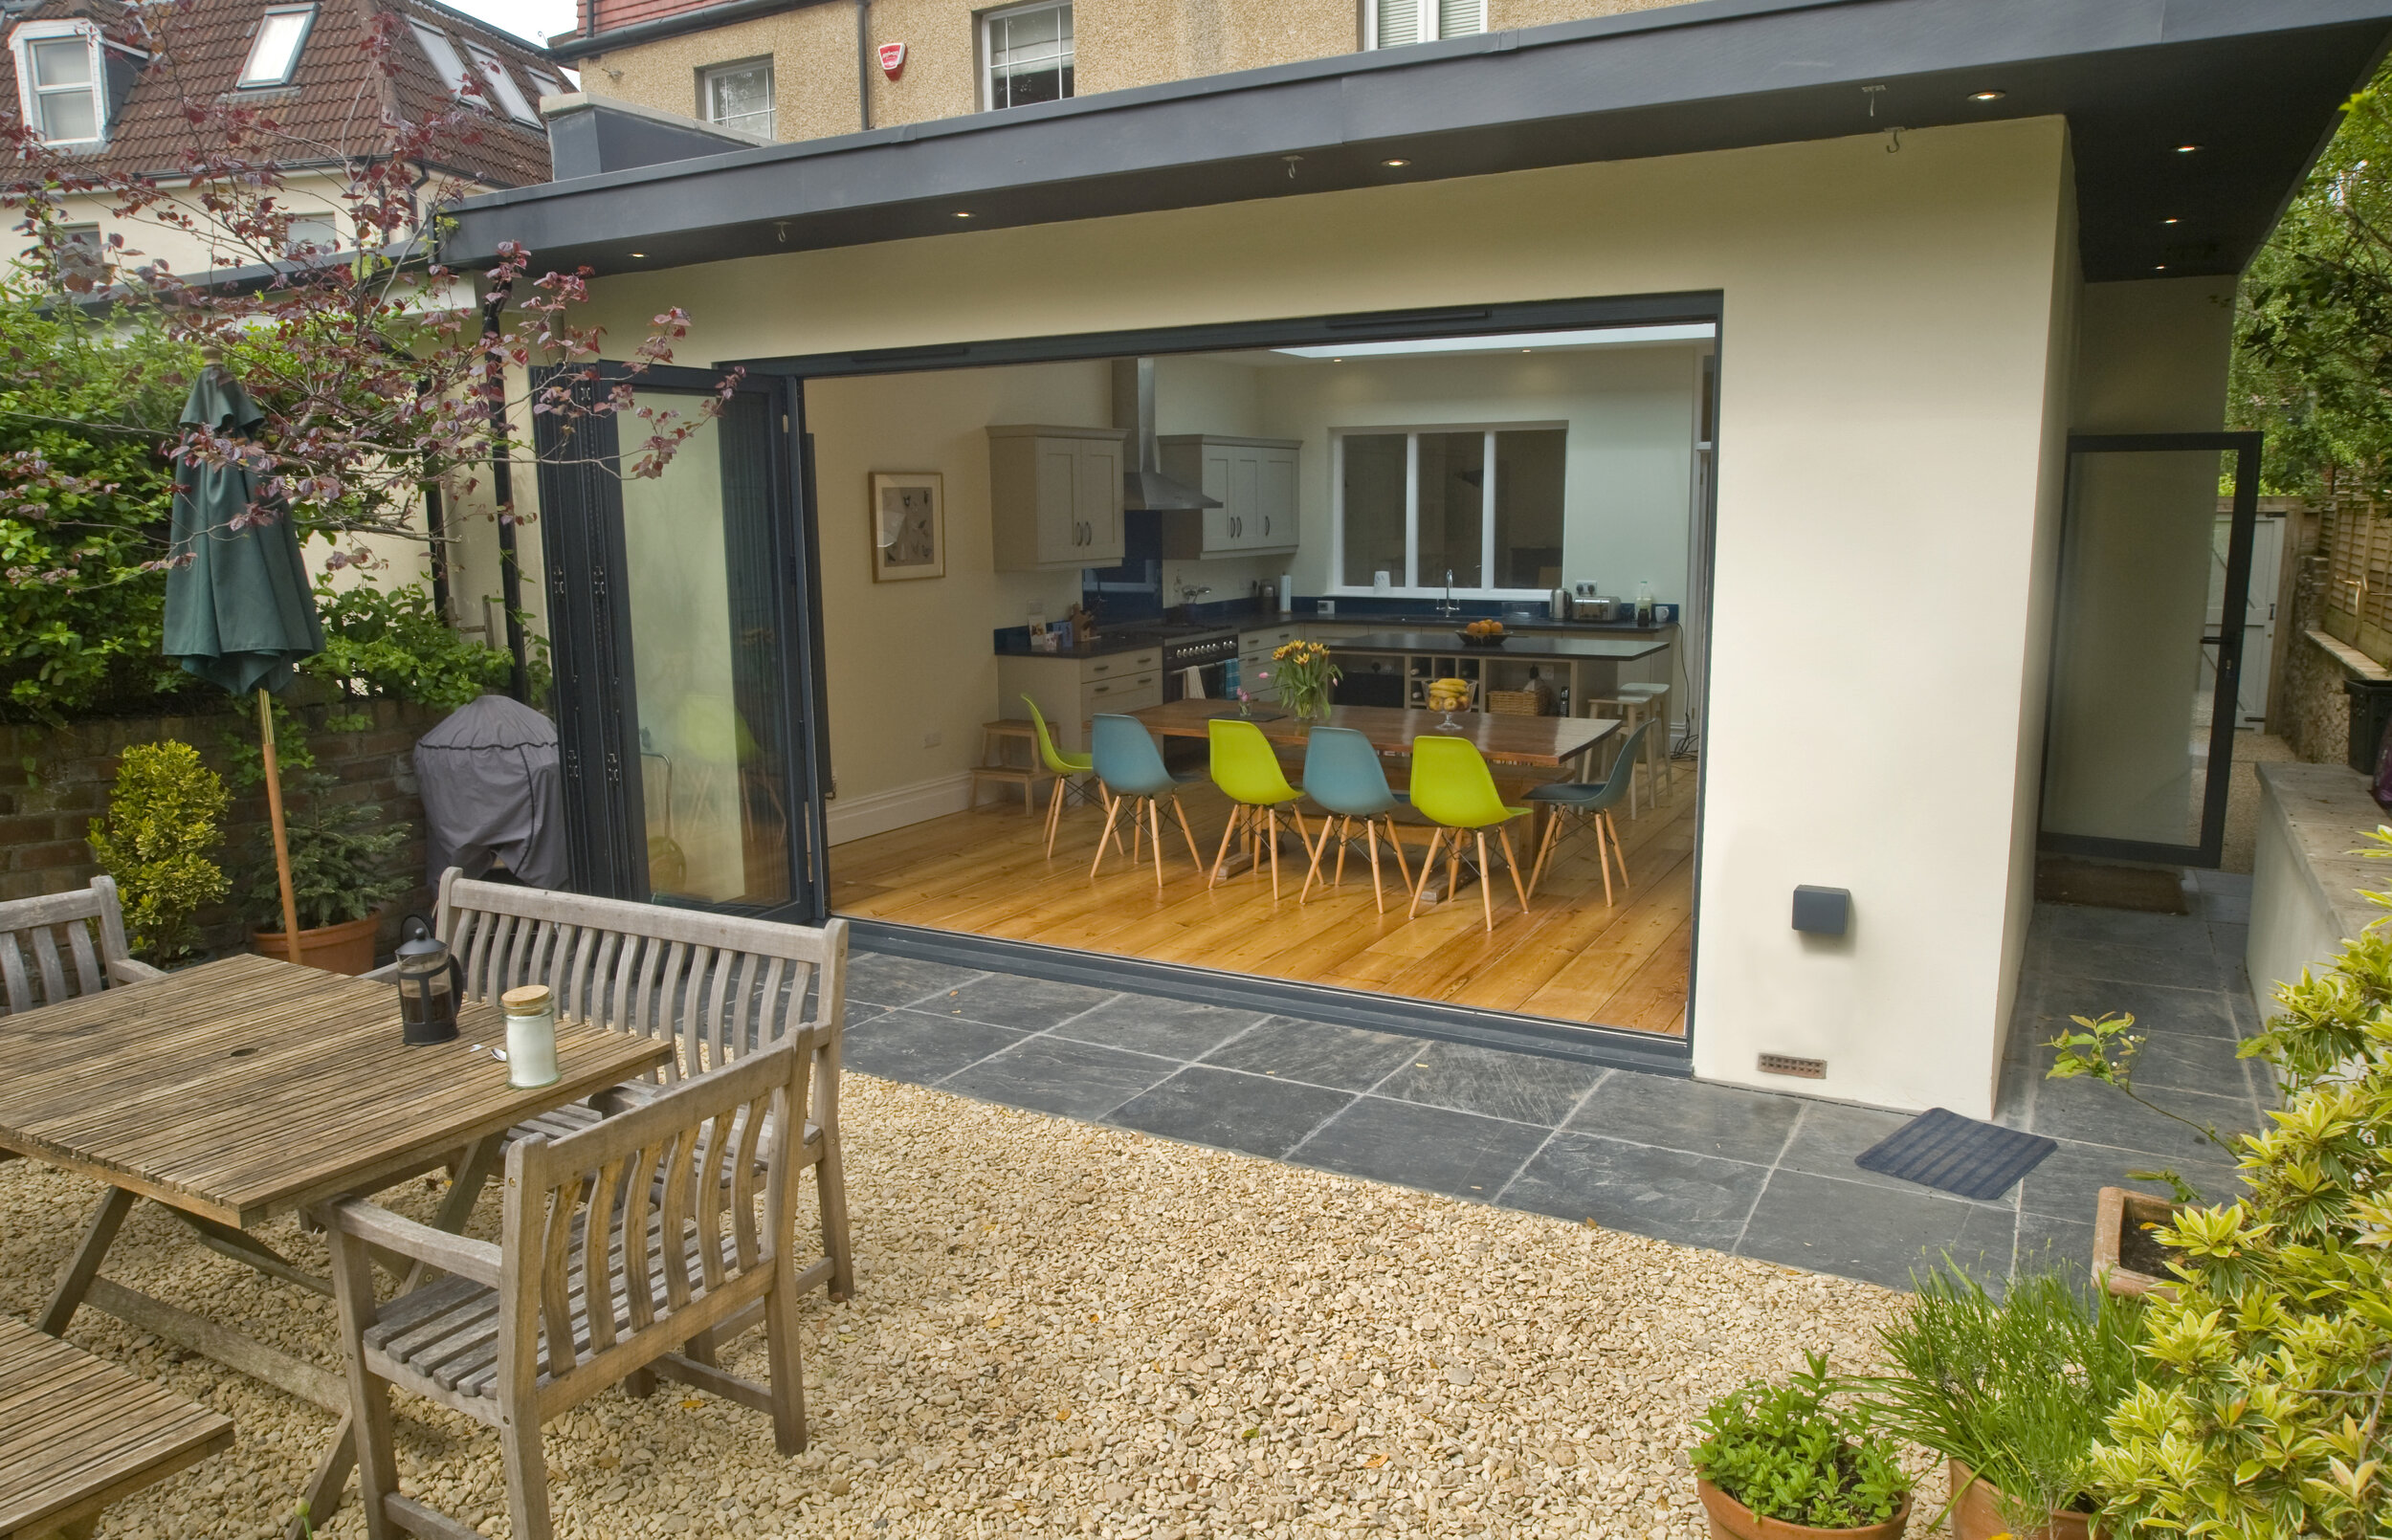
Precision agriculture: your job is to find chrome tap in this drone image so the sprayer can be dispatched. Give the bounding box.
[1437,570,1460,617]
[1177,583,1211,605]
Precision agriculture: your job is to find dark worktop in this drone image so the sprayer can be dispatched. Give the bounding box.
[1328,630,1671,661]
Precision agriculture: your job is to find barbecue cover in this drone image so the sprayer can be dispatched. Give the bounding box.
[413,693,566,889]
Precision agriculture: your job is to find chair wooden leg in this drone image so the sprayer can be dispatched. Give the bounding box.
[1606,810,1630,891]
[1148,799,1165,890]
[498,1408,555,1540]
[815,1133,854,1300]
[1445,835,1462,910]
[326,1230,397,1540]
[1529,811,1568,899]
[1172,799,1205,874]
[1208,805,1243,889]
[1364,820,1385,913]
[1334,817,1351,890]
[1300,815,1336,904]
[1408,828,1443,918]
[1044,774,1067,857]
[1384,816,1411,887]
[1498,827,1530,914]
[762,1259,809,1457]
[1267,808,1282,903]
[1089,793,1125,879]
[1594,813,1616,907]
[1130,800,1144,865]
[1475,832,1495,933]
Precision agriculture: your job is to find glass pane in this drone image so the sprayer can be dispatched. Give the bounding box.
[989,4,1072,107]
[240,11,309,85]
[1340,434,1408,588]
[36,83,97,143]
[1437,0,1482,36]
[1416,431,1484,590]
[708,64,773,135]
[1375,0,1420,47]
[31,37,90,87]
[620,390,792,906]
[1493,429,1564,588]
[2042,448,2232,850]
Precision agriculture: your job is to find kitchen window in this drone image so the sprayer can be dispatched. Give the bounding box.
[983,1,1072,111]
[700,59,773,138]
[1333,426,1567,595]
[236,6,314,88]
[12,23,105,144]
[1366,0,1484,49]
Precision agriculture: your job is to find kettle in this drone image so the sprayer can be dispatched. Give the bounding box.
[1549,587,1571,619]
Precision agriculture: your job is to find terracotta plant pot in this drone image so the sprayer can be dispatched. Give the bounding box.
[2092,1185,2181,1300]
[1694,1477,1913,1540]
[252,912,381,976]
[1946,1460,2101,1540]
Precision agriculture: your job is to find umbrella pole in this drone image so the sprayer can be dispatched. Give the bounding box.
[257,689,303,965]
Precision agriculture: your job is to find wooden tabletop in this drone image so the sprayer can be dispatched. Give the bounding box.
[1133,699,1617,768]
[0,953,670,1229]
[0,1315,233,1539]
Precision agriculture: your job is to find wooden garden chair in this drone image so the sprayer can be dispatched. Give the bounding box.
[401,870,855,1299]
[0,876,164,1017]
[317,1036,818,1540]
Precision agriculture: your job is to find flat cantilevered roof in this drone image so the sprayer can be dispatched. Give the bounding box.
[438,0,2392,284]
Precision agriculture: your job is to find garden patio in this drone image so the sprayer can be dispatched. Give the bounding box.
[0,882,2264,1538]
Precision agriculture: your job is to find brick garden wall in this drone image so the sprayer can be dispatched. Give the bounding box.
[0,698,451,960]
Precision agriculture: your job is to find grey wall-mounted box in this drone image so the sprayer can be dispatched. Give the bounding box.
[1792,885,1850,935]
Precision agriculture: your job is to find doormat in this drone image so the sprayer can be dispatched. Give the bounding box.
[2034,857,2190,914]
[1853,1107,2057,1202]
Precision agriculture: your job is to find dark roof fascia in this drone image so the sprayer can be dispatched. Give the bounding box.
[436,0,2392,283]
[49,233,439,314]
[547,0,839,62]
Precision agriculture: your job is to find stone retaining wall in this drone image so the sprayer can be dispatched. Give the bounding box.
[0,698,449,959]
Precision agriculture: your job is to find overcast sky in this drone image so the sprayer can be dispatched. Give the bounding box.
[444,0,577,46]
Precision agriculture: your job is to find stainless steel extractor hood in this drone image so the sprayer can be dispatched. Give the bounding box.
[1112,357,1220,512]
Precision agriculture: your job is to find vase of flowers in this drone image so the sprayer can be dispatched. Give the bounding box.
[1272,639,1340,721]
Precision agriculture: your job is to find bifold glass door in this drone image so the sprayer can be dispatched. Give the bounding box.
[534,366,824,915]
[2040,432,2261,867]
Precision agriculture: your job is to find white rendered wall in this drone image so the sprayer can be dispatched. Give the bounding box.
[522,116,2077,1113]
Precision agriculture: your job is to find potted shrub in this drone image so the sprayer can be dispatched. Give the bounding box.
[85,740,230,965]
[1863,1265,2141,1540]
[231,732,411,974]
[1688,1352,1911,1540]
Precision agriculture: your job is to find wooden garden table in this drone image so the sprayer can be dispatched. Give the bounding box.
[0,952,669,1533]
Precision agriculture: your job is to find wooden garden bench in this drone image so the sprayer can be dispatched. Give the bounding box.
[0,1315,233,1540]
[410,869,856,1298]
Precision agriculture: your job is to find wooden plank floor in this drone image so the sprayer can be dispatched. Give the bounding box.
[831,755,1697,1037]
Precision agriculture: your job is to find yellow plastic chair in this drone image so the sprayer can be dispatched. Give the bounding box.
[1207,718,1312,903]
[1406,736,1533,933]
[1021,694,1097,858]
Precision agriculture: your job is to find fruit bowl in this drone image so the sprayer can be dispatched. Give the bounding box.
[1457,629,1507,649]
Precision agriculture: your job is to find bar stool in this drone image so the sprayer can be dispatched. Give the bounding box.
[970,719,1049,813]
[1581,693,1656,815]
[1618,683,1672,802]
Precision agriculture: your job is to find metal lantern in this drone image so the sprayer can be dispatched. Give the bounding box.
[394,915,463,1045]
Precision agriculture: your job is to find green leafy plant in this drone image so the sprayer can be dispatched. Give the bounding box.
[2047,1010,2233,1202]
[304,577,547,710]
[1863,1264,2144,1532]
[1689,1351,1907,1528]
[221,702,410,933]
[2078,831,2392,1537]
[84,740,229,963]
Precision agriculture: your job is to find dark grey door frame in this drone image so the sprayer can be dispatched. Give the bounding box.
[532,363,826,917]
[2039,429,2263,869]
[718,290,1721,1071]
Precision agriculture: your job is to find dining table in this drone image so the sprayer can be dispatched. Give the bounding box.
[0,951,671,1534]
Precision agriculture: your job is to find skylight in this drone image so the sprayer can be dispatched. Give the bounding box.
[467,44,538,123]
[237,6,313,88]
[410,21,472,97]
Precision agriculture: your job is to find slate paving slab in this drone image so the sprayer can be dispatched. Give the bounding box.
[1372,1040,1606,1127]
[1291,1097,1551,1200]
[940,1034,1177,1119]
[1108,1067,1355,1160]
[1197,1017,1425,1090]
[1502,1132,1766,1251]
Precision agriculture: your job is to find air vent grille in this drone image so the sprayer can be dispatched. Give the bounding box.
[1758,1053,1826,1080]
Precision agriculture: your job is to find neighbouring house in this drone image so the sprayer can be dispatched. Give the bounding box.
[0,0,563,276]
[411,0,2385,1120]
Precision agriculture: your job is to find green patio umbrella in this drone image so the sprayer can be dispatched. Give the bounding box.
[161,351,324,962]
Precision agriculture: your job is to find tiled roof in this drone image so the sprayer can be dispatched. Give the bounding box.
[0,0,554,188]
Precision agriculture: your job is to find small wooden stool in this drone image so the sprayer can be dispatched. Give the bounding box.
[1618,682,1672,799]
[1583,693,1660,816]
[970,719,1050,813]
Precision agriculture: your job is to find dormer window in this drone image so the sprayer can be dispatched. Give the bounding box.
[237,6,315,89]
[11,22,106,145]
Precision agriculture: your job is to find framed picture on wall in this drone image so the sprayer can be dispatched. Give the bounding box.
[870,472,944,582]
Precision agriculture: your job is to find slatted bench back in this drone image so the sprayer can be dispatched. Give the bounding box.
[0,876,137,1018]
[432,869,849,1088]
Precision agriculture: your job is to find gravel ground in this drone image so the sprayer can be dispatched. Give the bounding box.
[0,1073,1946,1539]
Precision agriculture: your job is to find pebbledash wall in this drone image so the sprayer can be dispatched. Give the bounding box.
[491,115,2084,1116]
[0,698,442,958]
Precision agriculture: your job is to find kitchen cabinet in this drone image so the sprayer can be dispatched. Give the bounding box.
[1233,622,1303,704]
[1157,435,1300,558]
[988,425,1129,571]
[998,646,1163,754]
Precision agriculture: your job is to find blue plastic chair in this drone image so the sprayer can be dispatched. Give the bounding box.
[1523,719,1653,906]
[1297,727,1413,911]
[1089,715,1205,888]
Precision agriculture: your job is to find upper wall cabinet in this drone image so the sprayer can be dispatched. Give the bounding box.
[1158,434,1301,559]
[988,425,1129,570]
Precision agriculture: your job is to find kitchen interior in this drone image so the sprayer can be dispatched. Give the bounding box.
[812,321,1713,1036]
